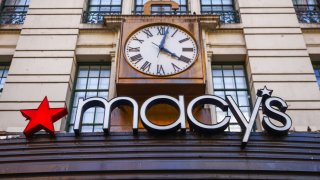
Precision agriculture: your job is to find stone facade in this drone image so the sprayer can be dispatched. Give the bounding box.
[0,0,319,133]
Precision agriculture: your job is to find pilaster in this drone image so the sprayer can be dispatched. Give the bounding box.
[239,0,320,131]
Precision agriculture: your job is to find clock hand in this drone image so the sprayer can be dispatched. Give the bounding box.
[152,42,160,47]
[159,27,169,49]
[162,47,180,59]
[152,42,162,57]
[153,42,180,60]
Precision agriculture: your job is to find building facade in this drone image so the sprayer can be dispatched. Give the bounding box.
[0,0,319,178]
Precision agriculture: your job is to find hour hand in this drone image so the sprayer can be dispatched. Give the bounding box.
[152,42,160,48]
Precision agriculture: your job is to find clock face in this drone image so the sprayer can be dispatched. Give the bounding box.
[124,24,198,76]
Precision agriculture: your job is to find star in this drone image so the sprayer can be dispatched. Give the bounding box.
[20,96,68,137]
[257,86,273,99]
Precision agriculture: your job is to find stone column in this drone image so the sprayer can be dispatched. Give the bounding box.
[190,0,201,14]
[0,0,85,132]
[239,0,320,131]
[109,51,117,99]
[122,0,134,14]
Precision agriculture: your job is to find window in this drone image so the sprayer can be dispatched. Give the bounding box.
[212,64,251,132]
[151,4,173,15]
[314,64,320,87]
[293,0,320,23]
[84,0,122,24]
[134,0,189,15]
[0,65,9,95]
[67,64,111,133]
[201,0,239,23]
[0,0,29,24]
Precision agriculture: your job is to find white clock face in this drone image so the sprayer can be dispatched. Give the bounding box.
[124,24,198,76]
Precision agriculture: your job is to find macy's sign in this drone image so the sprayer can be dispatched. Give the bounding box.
[72,86,292,147]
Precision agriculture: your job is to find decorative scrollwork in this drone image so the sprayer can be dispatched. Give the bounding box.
[201,11,240,24]
[83,11,122,24]
[296,10,320,23]
[0,12,27,24]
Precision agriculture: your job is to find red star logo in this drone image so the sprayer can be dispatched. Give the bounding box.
[20,96,68,137]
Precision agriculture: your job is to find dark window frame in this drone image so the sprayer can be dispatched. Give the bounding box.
[0,63,9,95]
[313,63,320,87]
[133,0,189,15]
[67,63,111,133]
[200,0,240,23]
[0,0,29,24]
[211,62,253,132]
[83,0,123,24]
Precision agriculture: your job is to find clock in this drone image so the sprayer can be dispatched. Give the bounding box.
[124,24,198,76]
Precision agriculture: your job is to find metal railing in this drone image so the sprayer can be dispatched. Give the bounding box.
[82,10,240,24]
[132,10,191,15]
[83,11,122,24]
[0,12,27,24]
[295,10,320,23]
[201,10,240,24]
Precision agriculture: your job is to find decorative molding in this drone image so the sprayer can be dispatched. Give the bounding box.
[110,51,116,62]
[302,28,320,33]
[211,29,244,33]
[207,51,213,62]
[79,29,116,33]
[0,29,21,34]
[104,15,220,32]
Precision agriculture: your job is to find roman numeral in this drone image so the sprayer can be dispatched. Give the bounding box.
[157,65,165,75]
[171,63,182,72]
[182,48,193,52]
[179,38,190,43]
[171,29,178,37]
[178,55,191,63]
[128,47,140,52]
[140,61,151,72]
[142,29,153,38]
[132,36,144,44]
[157,26,166,35]
[130,54,143,64]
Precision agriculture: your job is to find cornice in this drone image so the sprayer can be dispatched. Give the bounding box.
[0,29,21,34]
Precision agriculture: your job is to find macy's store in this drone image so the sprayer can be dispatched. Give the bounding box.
[0,0,320,179]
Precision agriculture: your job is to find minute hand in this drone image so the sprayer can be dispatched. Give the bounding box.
[159,27,169,49]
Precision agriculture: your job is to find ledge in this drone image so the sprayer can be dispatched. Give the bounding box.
[0,24,22,31]
[104,15,220,31]
[300,23,320,32]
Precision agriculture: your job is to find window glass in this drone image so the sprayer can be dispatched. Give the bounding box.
[0,0,29,24]
[212,64,251,132]
[314,64,320,87]
[134,0,189,15]
[0,65,9,95]
[85,0,122,23]
[68,65,111,133]
[293,0,320,23]
[200,0,239,23]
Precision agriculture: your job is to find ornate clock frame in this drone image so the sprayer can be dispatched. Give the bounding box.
[104,15,219,130]
[105,15,219,98]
